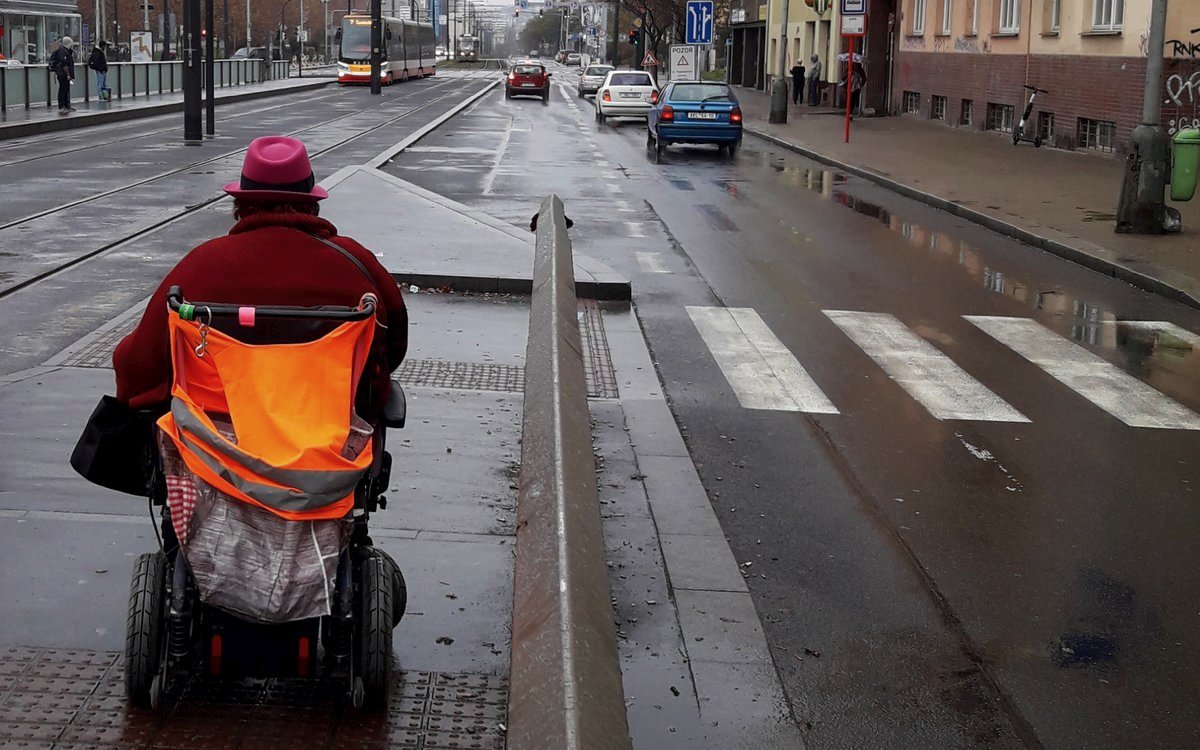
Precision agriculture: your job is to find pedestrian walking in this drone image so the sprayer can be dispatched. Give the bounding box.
[790,59,806,106]
[88,41,109,101]
[807,53,822,107]
[841,58,866,118]
[49,37,76,112]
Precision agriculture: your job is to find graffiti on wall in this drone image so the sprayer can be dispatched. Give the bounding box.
[902,35,926,50]
[1165,71,1200,106]
[1166,29,1200,58]
[1163,57,1200,134]
[954,36,979,53]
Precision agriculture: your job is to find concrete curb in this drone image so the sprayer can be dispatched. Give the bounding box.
[322,164,632,300]
[507,195,632,750]
[0,79,335,141]
[745,126,1200,312]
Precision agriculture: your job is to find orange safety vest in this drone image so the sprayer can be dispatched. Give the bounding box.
[157,306,376,521]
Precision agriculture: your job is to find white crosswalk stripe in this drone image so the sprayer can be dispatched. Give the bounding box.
[966,315,1200,430]
[825,311,1029,422]
[687,306,839,413]
[636,252,668,273]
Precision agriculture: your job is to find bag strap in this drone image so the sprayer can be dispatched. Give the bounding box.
[297,229,377,289]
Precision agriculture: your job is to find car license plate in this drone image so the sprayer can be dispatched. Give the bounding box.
[620,91,641,99]
[688,112,718,120]
[521,83,536,87]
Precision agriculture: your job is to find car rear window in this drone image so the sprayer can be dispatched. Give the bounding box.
[669,83,735,102]
[585,66,613,76]
[514,65,543,75]
[609,73,653,87]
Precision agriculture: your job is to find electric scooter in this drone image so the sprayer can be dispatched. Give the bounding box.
[1013,84,1049,148]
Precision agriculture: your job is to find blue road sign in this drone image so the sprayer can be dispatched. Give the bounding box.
[685,0,714,45]
[841,0,866,13]
[519,0,528,7]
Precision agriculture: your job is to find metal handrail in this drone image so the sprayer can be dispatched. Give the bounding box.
[1,57,292,112]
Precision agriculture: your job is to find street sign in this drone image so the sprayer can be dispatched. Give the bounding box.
[841,14,865,35]
[669,44,697,81]
[642,51,658,66]
[519,0,527,7]
[544,0,552,8]
[730,8,746,23]
[840,0,866,13]
[685,0,714,45]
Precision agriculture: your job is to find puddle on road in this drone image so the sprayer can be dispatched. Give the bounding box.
[764,157,1200,380]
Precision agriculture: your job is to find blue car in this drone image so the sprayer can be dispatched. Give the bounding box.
[646,81,743,159]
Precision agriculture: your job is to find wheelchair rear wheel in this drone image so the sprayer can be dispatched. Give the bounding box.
[124,552,167,708]
[357,553,394,709]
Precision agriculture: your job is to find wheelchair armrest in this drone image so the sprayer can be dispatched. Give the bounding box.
[383,381,406,429]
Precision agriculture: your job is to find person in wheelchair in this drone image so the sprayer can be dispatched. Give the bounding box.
[108,136,409,710]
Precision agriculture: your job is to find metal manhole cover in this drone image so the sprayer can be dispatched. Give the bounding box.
[0,648,507,749]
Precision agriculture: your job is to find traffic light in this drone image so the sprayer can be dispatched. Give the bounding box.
[200,27,206,38]
[627,28,638,45]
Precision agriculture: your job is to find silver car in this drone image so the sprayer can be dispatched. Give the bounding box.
[577,64,614,98]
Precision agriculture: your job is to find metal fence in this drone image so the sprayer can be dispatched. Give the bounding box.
[0,59,292,112]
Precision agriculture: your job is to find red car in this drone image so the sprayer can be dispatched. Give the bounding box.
[506,63,551,102]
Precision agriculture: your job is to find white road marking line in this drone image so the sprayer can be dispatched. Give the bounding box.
[625,221,647,237]
[1109,320,1200,349]
[687,306,839,413]
[636,252,668,273]
[480,116,514,196]
[966,315,1200,429]
[826,311,1029,423]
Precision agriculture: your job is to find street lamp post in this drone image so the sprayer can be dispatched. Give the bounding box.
[321,0,329,61]
[246,0,251,48]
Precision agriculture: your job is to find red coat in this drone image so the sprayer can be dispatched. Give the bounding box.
[113,211,407,414]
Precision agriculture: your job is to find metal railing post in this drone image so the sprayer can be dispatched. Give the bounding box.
[44,67,51,108]
[23,65,29,109]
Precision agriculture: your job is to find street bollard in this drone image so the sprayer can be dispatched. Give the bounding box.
[1170,129,1200,202]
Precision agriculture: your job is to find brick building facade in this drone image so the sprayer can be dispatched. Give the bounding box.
[891,0,1200,156]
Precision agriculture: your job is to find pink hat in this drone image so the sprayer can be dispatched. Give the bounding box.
[224,136,329,202]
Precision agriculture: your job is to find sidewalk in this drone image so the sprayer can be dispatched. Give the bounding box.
[0,74,334,140]
[737,87,1200,309]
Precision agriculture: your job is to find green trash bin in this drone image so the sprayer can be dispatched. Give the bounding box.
[1171,128,1200,202]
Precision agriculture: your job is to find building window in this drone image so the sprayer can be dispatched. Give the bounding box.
[969,0,979,34]
[941,0,953,34]
[912,0,927,35]
[1078,117,1117,152]
[999,0,1021,33]
[1092,0,1123,32]
[1050,0,1061,31]
[903,91,921,113]
[1039,112,1055,143]
[987,102,1015,132]
[932,95,947,121]
[961,99,973,125]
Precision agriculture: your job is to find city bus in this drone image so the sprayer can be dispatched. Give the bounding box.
[337,14,436,85]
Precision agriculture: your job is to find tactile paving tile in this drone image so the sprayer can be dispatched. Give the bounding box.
[578,299,620,400]
[0,649,507,749]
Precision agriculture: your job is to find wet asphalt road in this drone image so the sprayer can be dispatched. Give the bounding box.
[385,63,1200,749]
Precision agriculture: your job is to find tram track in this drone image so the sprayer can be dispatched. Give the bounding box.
[0,74,499,301]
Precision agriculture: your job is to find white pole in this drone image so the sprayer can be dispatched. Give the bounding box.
[246,0,252,47]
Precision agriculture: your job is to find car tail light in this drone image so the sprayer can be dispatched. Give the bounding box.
[731,107,743,124]
[602,90,611,102]
[650,90,659,104]
[508,73,515,80]
[661,105,674,122]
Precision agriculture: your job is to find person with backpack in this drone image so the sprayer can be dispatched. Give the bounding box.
[88,41,109,101]
[49,37,76,112]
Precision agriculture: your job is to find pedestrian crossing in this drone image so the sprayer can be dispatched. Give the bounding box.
[688,306,1200,430]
